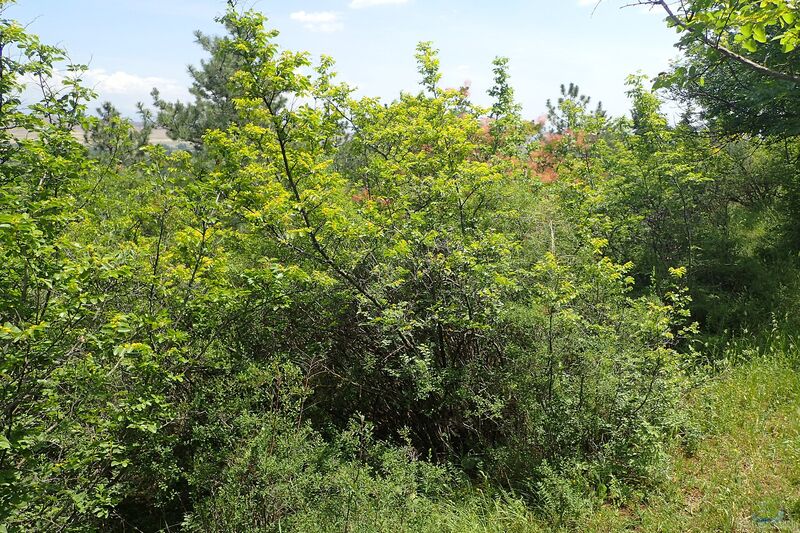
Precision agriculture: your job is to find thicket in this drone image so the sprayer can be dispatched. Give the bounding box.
[2,1,799,531]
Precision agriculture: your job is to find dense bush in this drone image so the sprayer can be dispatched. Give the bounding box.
[4,2,800,530]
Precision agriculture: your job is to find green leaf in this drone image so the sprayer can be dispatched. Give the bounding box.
[740,23,753,38]
[742,38,758,52]
[753,24,767,43]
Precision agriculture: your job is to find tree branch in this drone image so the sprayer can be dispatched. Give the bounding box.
[646,0,800,85]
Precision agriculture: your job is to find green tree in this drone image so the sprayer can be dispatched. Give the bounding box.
[643,0,800,136]
[0,4,706,530]
[0,5,133,526]
[152,18,285,147]
[546,82,605,134]
[201,7,692,499]
[83,101,152,164]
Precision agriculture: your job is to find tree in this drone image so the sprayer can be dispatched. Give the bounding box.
[546,83,605,133]
[152,19,285,147]
[201,8,691,495]
[1,4,701,529]
[642,0,800,136]
[643,0,800,82]
[83,101,152,164]
[0,5,132,526]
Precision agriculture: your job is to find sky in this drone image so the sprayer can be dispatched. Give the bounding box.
[6,0,683,120]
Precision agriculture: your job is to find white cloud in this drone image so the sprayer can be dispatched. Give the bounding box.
[289,11,344,32]
[84,69,184,98]
[349,0,409,8]
[84,69,189,116]
[19,68,189,117]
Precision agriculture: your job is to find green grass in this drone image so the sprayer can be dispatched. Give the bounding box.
[335,344,800,532]
[199,344,800,532]
[581,347,800,532]
[374,345,800,532]
[427,343,800,532]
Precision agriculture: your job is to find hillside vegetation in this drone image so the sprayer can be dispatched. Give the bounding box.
[1,1,799,531]
[586,336,800,532]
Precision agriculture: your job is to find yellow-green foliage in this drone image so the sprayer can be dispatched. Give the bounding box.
[3,1,800,531]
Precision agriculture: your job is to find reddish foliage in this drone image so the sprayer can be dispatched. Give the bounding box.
[351,187,370,203]
[474,117,494,145]
[539,168,558,183]
[352,186,391,208]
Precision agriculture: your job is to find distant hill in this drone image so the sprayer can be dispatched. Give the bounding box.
[9,126,189,150]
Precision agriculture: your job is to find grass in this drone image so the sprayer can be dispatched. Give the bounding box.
[345,342,800,532]
[200,341,800,532]
[581,344,800,532]
[387,341,800,532]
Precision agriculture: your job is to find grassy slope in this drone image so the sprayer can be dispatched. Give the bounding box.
[583,351,800,532]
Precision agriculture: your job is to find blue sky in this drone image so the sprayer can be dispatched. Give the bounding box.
[7,0,681,119]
